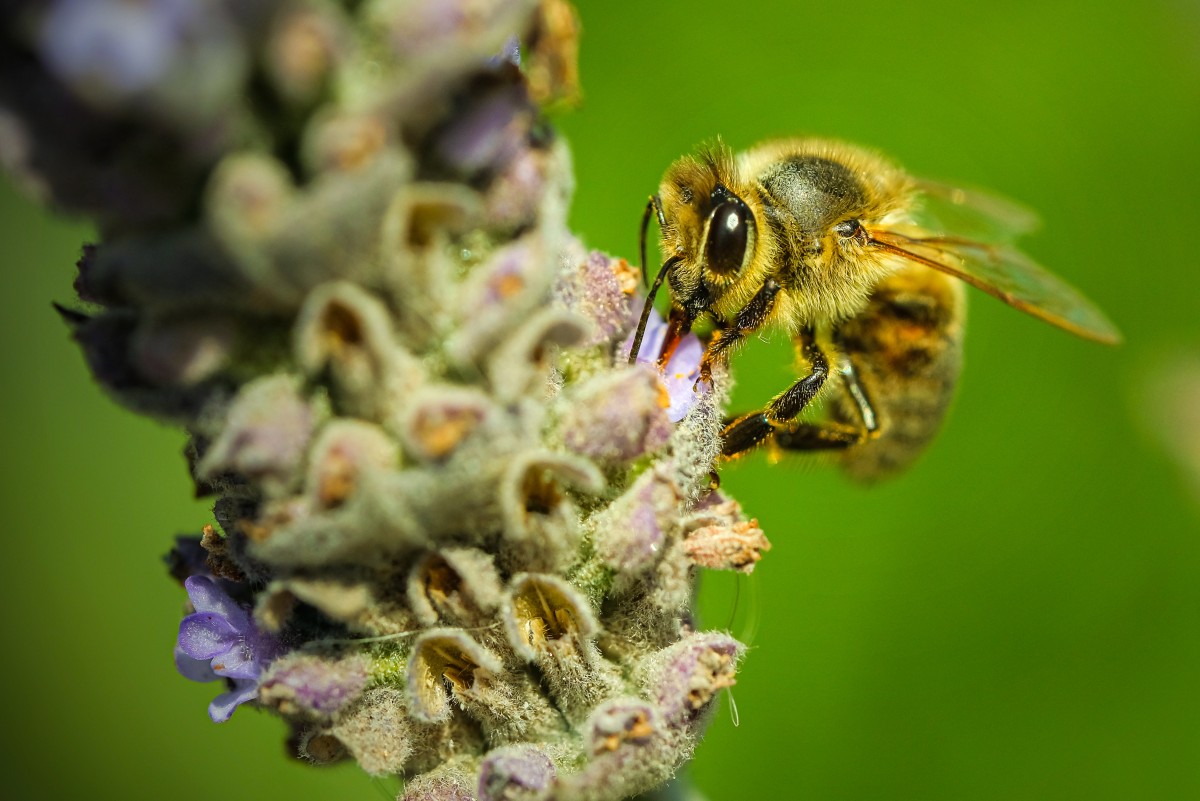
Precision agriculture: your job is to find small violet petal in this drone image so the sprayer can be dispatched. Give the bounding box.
[625,308,708,422]
[178,612,238,660]
[184,575,252,630]
[210,641,260,681]
[174,646,218,683]
[208,678,259,723]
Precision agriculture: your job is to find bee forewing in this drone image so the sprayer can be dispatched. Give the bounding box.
[871,232,1122,345]
[914,179,1042,242]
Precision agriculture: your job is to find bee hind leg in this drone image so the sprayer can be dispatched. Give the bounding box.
[834,356,879,436]
[769,421,862,453]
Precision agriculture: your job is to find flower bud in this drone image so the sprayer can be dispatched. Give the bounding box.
[561,368,673,467]
[295,727,350,766]
[330,688,415,777]
[591,468,680,576]
[446,232,557,366]
[379,183,481,346]
[304,420,399,510]
[263,4,346,105]
[408,548,504,628]
[684,518,771,574]
[294,281,423,422]
[409,628,563,743]
[503,573,621,722]
[498,452,604,573]
[129,313,237,387]
[478,744,556,801]
[401,759,481,801]
[259,653,370,720]
[488,308,592,403]
[555,699,678,801]
[399,386,495,463]
[554,250,639,348]
[640,632,743,730]
[196,374,316,497]
[302,109,390,175]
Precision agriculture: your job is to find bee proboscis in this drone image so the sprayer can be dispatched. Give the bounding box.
[630,138,1120,480]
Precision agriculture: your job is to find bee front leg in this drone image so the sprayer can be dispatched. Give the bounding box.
[696,279,781,385]
[655,306,694,368]
[721,327,828,456]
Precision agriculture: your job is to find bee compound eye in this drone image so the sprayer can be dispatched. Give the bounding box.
[705,199,750,276]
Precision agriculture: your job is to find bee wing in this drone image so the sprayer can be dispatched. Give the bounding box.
[913,179,1041,241]
[870,230,1122,344]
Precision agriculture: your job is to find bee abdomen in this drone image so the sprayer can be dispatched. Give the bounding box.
[832,267,966,482]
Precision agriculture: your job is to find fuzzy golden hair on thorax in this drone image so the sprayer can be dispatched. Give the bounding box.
[732,138,918,326]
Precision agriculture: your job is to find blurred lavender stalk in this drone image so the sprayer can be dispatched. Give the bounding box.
[0,1,771,798]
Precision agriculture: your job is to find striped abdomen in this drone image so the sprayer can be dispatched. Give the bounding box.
[833,264,966,482]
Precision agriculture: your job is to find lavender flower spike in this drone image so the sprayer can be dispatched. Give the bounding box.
[175,575,281,722]
[7,0,767,795]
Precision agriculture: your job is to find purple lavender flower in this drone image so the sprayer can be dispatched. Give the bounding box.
[489,35,523,69]
[554,249,640,347]
[174,575,281,722]
[40,0,186,97]
[12,0,753,791]
[434,82,532,179]
[625,308,709,423]
[38,0,242,111]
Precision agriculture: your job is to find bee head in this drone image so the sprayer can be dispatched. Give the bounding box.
[654,143,758,318]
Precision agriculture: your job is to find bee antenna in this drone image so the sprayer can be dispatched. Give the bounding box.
[628,255,679,365]
[639,195,667,288]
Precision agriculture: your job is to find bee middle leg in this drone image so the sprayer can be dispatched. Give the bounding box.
[721,327,829,456]
[721,339,879,458]
[769,359,879,453]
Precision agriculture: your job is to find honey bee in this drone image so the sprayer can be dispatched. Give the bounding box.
[629,138,1120,480]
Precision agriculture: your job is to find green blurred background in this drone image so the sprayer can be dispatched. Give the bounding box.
[2,0,1198,798]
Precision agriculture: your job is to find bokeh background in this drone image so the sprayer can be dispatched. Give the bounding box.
[2,0,1198,799]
